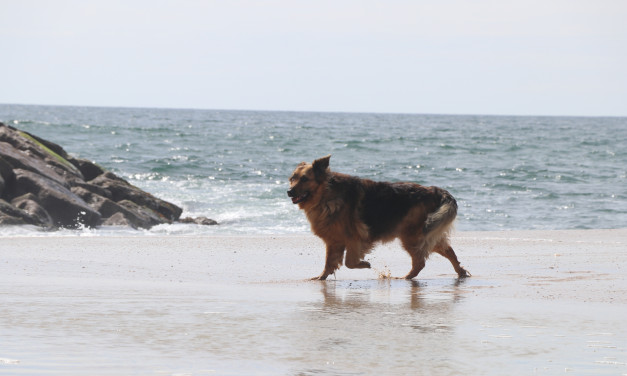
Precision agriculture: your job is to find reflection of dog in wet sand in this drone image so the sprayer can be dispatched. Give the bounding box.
[288,155,470,280]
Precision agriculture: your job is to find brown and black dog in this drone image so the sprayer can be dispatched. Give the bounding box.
[288,155,470,280]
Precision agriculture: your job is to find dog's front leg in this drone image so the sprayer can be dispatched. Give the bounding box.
[312,243,345,280]
[345,244,371,269]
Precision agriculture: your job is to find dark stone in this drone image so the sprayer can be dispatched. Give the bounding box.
[19,129,70,159]
[180,216,218,226]
[94,198,131,219]
[69,158,105,181]
[92,171,129,185]
[0,126,46,159]
[0,125,83,182]
[70,186,100,203]
[10,193,54,228]
[74,188,148,228]
[101,212,133,227]
[13,169,101,228]
[89,173,182,221]
[72,181,112,199]
[0,141,72,188]
[0,213,28,225]
[0,157,14,197]
[0,198,42,226]
[116,199,166,229]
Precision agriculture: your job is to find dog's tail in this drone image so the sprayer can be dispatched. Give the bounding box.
[421,189,457,253]
[424,189,457,235]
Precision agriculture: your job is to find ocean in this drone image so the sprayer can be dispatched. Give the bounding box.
[1,104,626,236]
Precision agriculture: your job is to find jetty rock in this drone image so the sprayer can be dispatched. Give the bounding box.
[0,122,215,230]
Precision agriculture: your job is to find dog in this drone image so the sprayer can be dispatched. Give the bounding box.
[288,155,470,280]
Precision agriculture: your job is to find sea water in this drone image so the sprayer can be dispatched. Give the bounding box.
[1,104,626,235]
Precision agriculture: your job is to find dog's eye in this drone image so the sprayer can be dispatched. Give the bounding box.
[300,176,309,183]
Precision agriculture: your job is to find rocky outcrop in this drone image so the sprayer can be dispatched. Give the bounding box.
[0,122,216,229]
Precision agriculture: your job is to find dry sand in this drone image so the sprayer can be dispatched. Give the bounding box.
[1,229,626,375]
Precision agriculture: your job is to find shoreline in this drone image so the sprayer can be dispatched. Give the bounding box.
[2,228,627,302]
[2,228,626,375]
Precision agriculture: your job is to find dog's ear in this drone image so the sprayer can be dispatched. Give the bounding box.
[312,155,331,180]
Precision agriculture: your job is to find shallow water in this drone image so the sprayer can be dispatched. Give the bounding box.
[1,232,626,375]
[2,278,625,375]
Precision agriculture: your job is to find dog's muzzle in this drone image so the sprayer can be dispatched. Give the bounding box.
[287,189,309,204]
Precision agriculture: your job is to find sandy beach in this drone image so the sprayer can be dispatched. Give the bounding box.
[1,229,626,375]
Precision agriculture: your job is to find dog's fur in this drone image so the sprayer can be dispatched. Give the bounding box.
[288,155,470,280]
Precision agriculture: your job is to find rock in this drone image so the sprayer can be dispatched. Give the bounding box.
[0,125,83,183]
[71,181,112,199]
[21,130,70,159]
[95,198,137,223]
[70,186,103,204]
[69,157,105,181]
[89,173,182,221]
[0,157,14,197]
[0,213,28,225]
[72,187,152,229]
[116,199,167,229]
[101,212,133,227]
[180,216,219,226]
[10,193,54,228]
[0,141,73,188]
[13,169,101,228]
[0,122,186,231]
[0,199,42,226]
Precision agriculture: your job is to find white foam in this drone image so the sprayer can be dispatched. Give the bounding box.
[0,358,20,365]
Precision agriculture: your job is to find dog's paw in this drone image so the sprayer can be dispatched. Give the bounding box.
[458,268,471,278]
[347,261,370,269]
[402,270,419,280]
[310,274,328,281]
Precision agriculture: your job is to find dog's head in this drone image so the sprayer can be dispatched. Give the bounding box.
[287,155,331,207]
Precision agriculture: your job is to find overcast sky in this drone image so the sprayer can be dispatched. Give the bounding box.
[1,0,626,116]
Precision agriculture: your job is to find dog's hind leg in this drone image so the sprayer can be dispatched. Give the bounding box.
[400,237,427,280]
[433,242,471,278]
[403,252,426,280]
[313,243,345,280]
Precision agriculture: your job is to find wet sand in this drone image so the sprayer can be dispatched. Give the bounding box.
[1,229,626,375]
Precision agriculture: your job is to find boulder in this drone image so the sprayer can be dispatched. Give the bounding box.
[0,157,13,197]
[69,157,105,181]
[0,213,28,225]
[71,181,112,199]
[10,193,54,228]
[0,199,42,226]
[180,216,219,226]
[0,125,84,183]
[89,172,182,221]
[101,212,133,227]
[72,187,152,229]
[13,169,101,228]
[116,199,167,229]
[0,141,73,188]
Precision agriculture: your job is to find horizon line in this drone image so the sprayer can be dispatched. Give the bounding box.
[1,101,625,119]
